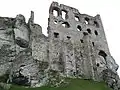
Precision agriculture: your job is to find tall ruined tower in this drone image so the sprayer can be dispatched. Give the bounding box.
[0,1,119,90]
[48,2,118,80]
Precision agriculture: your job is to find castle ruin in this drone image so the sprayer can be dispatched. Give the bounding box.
[0,2,119,90]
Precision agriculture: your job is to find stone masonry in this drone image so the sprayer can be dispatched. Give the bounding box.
[0,1,119,90]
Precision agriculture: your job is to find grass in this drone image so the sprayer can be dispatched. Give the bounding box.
[9,78,112,90]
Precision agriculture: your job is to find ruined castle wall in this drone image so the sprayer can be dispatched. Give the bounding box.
[0,2,119,88]
[48,2,119,80]
[30,24,48,62]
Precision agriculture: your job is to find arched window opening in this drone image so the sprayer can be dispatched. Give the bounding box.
[62,22,70,28]
[77,25,82,31]
[80,39,84,43]
[94,21,99,28]
[97,63,100,67]
[53,9,58,17]
[94,30,98,35]
[75,16,80,21]
[92,42,95,46]
[54,32,59,38]
[87,28,91,34]
[85,17,89,24]
[98,50,107,60]
[62,10,67,20]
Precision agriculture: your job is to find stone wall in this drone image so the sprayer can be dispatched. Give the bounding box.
[48,2,119,81]
[0,1,119,90]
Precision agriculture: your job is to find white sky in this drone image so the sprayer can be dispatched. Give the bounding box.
[0,0,120,75]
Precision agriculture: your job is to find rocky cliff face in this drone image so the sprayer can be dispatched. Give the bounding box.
[0,1,119,90]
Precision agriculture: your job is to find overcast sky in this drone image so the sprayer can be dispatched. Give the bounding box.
[0,0,120,75]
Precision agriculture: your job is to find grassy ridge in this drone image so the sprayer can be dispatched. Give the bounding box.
[9,79,112,90]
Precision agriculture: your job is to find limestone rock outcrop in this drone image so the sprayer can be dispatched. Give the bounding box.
[0,2,119,90]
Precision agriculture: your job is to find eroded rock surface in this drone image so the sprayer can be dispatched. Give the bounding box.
[0,2,119,90]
